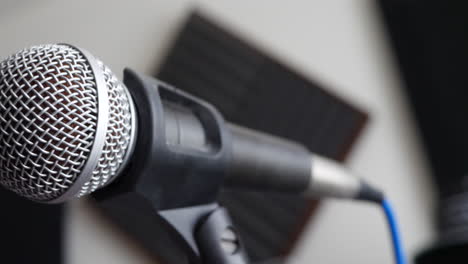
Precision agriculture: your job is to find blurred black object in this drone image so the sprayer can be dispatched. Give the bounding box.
[378,1,468,263]
[155,12,368,262]
[0,190,63,263]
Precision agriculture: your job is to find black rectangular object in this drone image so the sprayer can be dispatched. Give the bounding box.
[377,1,468,262]
[378,1,468,198]
[0,189,63,264]
[156,12,368,262]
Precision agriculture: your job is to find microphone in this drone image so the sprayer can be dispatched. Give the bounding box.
[0,44,382,204]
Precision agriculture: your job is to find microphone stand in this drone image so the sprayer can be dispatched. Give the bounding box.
[95,196,250,264]
[159,203,249,264]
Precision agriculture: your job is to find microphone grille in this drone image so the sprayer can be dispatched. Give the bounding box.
[0,44,135,202]
[78,59,133,197]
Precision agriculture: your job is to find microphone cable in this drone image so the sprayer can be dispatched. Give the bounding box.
[382,198,407,264]
[354,181,406,264]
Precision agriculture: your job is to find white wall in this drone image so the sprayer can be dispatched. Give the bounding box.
[0,0,436,263]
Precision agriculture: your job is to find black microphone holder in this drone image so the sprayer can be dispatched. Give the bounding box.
[92,69,250,263]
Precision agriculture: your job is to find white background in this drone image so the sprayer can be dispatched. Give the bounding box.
[0,1,436,263]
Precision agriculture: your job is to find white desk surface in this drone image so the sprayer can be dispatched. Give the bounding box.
[0,1,436,263]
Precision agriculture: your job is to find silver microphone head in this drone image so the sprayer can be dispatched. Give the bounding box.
[0,44,137,203]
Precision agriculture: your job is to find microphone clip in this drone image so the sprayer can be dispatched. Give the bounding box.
[92,69,240,263]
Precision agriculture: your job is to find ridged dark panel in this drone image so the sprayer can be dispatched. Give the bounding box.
[157,12,368,262]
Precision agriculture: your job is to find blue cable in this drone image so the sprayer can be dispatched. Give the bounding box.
[382,199,407,264]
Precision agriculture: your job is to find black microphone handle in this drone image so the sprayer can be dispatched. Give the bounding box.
[225,124,311,193]
[161,98,311,193]
[160,91,381,202]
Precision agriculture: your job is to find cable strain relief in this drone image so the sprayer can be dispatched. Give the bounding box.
[357,180,384,203]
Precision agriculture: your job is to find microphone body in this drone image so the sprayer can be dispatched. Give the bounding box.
[160,90,312,194]
[158,78,374,201]
[227,124,311,194]
[122,69,378,205]
[226,125,366,200]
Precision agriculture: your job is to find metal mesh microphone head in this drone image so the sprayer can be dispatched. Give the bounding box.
[0,44,137,203]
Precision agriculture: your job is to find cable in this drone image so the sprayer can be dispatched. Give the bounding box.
[382,199,406,264]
